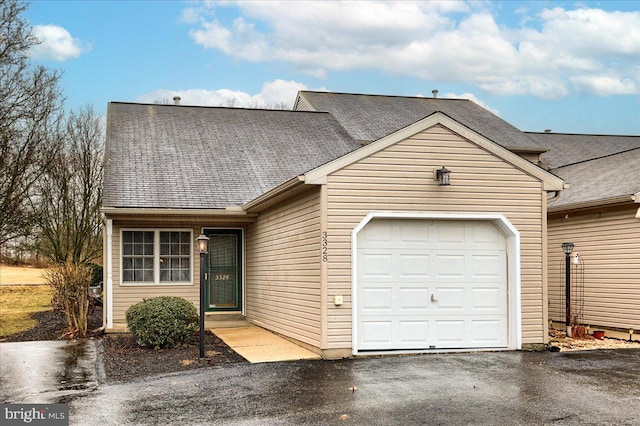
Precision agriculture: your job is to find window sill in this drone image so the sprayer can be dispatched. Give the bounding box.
[120,282,195,287]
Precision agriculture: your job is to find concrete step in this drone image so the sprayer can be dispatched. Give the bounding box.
[205,313,247,329]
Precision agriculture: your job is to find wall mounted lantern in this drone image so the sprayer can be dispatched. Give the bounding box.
[196,234,210,358]
[435,166,451,186]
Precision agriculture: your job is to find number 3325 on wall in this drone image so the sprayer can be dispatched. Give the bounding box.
[322,231,328,262]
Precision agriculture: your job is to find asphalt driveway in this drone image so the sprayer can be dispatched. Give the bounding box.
[3,341,639,425]
[75,349,639,425]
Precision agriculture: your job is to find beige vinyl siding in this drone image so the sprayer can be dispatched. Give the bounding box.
[548,205,640,330]
[108,219,248,329]
[324,125,547,349]
[245,187,322,348]
[294,95,314,112]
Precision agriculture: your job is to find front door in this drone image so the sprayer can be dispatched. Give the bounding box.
[205,229,242,311]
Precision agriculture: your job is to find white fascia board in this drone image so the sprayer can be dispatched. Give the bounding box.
[100,207,253,216]
[304,112,565,191]
[548,195,634,213]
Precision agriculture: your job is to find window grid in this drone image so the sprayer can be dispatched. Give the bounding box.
[121,230,192,285]
[160,231,191,283]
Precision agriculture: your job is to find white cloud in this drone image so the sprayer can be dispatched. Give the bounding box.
[442,92,500,116]
[30,25,89,61]
[183,1,640,98]
[135,79,326,108]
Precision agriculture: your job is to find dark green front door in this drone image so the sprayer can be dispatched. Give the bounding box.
[205,229,242,311]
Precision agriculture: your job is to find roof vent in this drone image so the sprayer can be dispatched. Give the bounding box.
[544,129,552,133]
[173,96,181,105]
[432,89,438,98]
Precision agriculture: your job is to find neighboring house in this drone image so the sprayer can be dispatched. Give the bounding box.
[102,91,568,357]
[526,132,640,340]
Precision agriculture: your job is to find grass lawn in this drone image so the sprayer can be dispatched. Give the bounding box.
[0,285,53,337]
[0,264,48,285]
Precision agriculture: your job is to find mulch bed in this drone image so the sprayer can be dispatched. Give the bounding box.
[2,306,248,383]
[101,331,247,383]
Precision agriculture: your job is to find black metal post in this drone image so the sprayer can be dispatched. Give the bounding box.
[565,251,571,337]
[199,250,206,358]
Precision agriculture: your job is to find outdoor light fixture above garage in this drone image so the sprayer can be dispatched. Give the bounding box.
[435,166,451,186]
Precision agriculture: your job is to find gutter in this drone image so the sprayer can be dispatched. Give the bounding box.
[100,206,255,217]
[548,194,635,214]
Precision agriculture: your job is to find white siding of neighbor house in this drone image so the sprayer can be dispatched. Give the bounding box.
[245,188,323,348]
[323,125,547,349]
[548,205,640,330]
[107,219,249,330]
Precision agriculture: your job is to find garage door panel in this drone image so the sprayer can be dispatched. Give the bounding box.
[361,288,393,311]
[471,319,506,345]
[399,321,429,344]
[360,253,393,278]
[434,222,466,244]
[434,287,465,310]
[357,219,508,351]
[434,320,466,346]
[434,255,466,277]
[471,287,505,311]
[399,288,430,310]
[399,254,430,277]
[361,321,392,346]
[471,254,506,278]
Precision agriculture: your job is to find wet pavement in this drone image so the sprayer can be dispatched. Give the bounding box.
[0,340,98,404]
[2,342,639,425]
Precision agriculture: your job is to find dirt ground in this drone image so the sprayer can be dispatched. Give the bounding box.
[548,328,640,351]
[0,264,47,285]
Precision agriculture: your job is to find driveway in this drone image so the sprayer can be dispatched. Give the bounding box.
[59,349,638,425]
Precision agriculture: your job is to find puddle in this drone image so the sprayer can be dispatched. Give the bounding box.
[0,340,98,403]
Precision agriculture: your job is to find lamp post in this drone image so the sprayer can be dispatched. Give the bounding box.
[197,234,210,358]
[562,242,574,337]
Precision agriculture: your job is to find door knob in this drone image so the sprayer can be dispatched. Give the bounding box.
[431,294,438,303]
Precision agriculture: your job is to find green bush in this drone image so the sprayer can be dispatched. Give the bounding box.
[126,296,198,349]
[88,263,103,286]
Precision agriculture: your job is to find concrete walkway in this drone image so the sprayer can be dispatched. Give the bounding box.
[211,324,321,363]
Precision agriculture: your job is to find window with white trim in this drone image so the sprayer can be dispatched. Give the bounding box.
[121,229,192,285]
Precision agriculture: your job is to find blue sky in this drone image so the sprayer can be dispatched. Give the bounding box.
[26,0,640,134]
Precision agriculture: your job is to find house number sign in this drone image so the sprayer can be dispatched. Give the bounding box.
[322,231,328,262]
[214,274,230,281]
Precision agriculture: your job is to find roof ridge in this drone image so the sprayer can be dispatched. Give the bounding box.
[299,90,471,102]
[525,131,640,137]
[108,101,333,114]
[554,146,640,169]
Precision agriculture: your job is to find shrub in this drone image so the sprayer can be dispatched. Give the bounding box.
[44,262,92,337]
[126,296,198,349]
[88,263,103,286]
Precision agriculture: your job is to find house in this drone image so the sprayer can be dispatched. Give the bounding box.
[525,132,640,340]
[102,91,569,357]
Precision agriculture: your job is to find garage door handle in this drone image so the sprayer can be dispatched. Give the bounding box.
[431,294,438,303]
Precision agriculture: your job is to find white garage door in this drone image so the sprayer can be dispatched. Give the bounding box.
[356,219,508,351]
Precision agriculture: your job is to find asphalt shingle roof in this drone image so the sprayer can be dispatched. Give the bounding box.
[526,132,640,169]
[297,91,547,152]
[103,102,359,209]
[548,148,640,209]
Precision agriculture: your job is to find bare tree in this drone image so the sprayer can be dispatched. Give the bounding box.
[33,106,103,264]
[0,0,64,245]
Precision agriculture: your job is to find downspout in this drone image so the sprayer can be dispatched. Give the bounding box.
[106,219,113,329]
